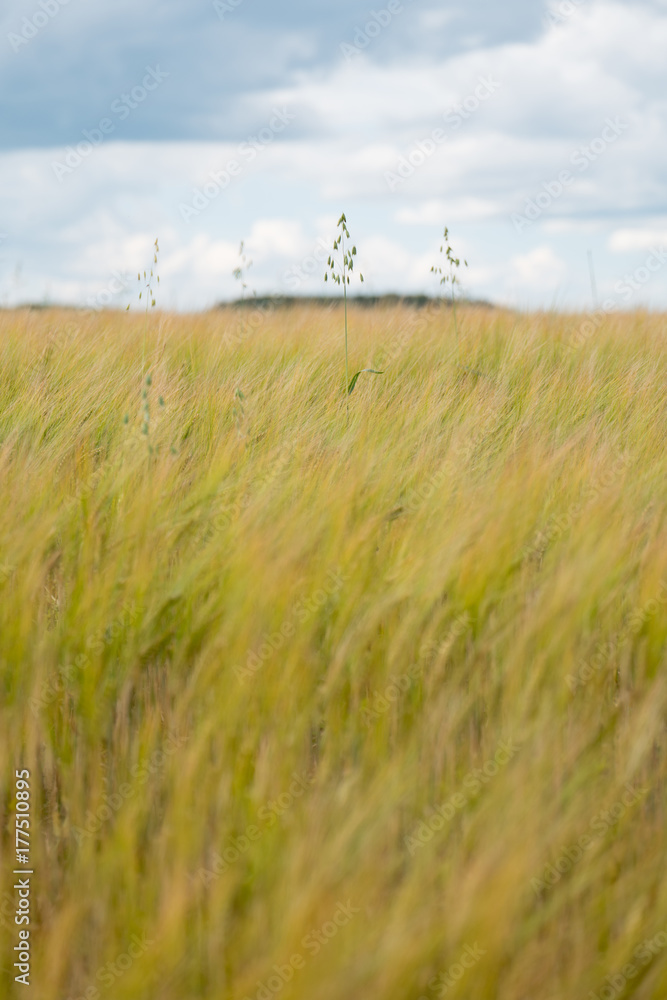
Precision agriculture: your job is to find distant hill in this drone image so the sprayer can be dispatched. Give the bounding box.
[217,293,494,310]
[0,293,495,312]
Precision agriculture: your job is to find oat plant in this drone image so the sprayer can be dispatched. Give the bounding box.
[233,240,253,301]
[128,237,160,375]
[233,240,256,340]
[431,228,487,377]
[123,238,166,454]
[231,241,255,409]
[325,213,382,417]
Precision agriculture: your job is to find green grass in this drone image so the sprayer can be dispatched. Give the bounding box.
[0,303,666,1000]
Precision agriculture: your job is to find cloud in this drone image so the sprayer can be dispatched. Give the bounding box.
[246,219,308,260]
[417,9,458,32]
[396,198,504,225]
[608,227,667,252]
[1,0,667,310]
[510,246,567,286]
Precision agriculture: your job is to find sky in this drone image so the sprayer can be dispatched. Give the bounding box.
[1,0,667,312]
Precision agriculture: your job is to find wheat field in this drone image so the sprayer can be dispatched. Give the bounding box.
[0,303,666,1000]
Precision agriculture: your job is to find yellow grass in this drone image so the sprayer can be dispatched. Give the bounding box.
[0,303,666,1000]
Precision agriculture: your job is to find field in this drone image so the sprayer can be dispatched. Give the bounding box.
[1,302,666,1000]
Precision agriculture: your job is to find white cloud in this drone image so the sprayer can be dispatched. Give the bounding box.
[359,235,434,291]
[246,219,308,260]
[417,9,458,32]
[608,227,667,252]
[396,198,504,225]
[510,246,567,286]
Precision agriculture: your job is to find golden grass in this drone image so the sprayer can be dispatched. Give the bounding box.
[0,303,666,1000]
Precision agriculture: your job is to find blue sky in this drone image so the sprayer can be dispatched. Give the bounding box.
[1,0,667,311]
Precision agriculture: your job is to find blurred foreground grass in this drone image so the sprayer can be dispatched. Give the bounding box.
[0,303,666,1000]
